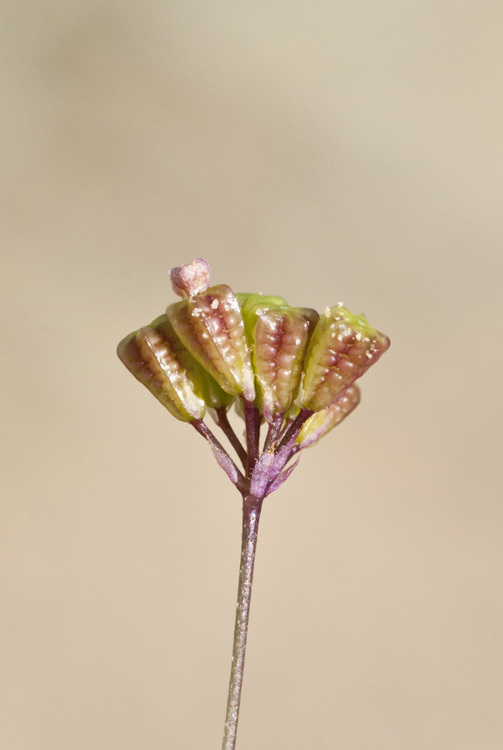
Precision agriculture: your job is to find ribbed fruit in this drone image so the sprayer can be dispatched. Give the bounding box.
[117,315,206,421]
[167,284,253,398]
[297,385,361,448]
[300,305,390,412]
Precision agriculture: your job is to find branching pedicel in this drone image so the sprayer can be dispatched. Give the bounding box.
[117,258,390,749]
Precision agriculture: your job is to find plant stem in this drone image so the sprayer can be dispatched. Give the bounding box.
[276,407,313,450]
[263,412,284,452]
[191,419,247,492]
[243,398,260,476]
[215,407,248,470]
[222,494,263,750]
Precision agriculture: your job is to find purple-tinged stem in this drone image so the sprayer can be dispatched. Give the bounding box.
[263,412,284,452]
[215,407,248,470]
[191,419,247,493]
[276,407,313,450]
[253,408,262,452]
[222,494,263,750]
[243,398,260,476]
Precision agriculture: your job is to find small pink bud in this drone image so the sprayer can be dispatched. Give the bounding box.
[170,258,211,298]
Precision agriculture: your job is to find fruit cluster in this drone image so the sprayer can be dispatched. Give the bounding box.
[117,259,389,497]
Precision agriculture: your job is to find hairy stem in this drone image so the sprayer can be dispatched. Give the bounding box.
[222,494,263,750]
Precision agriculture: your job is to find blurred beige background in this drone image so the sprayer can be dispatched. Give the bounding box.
[2,1,502,748]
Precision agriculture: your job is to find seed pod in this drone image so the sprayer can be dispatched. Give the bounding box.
[198,367,235,411]
[296,385,360,449]
[238,293,289,336]
[167,284,254,399]
[117,314,206,422]
[300,305,390,412]
[155,317,233,411]
[241,297,319,422]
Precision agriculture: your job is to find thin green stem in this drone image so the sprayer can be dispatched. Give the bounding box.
[222,494,263,750]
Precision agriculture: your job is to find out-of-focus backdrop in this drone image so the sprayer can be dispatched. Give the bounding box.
[2,2,502,748]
